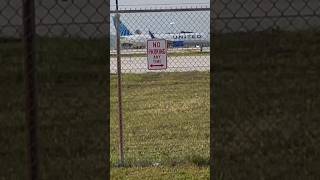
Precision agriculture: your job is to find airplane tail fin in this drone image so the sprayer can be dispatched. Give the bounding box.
[112,16,133,36]
[148,30,155,39]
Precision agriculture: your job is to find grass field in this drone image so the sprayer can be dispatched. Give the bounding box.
[213,30,320,178]
[110,72,210,179]
[111,165,209,179]
[1,29,320,179]
[0,38,108,179]
[0,37,209,179]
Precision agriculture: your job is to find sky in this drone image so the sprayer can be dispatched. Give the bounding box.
[109,0,210,35]
[110,0,210,10]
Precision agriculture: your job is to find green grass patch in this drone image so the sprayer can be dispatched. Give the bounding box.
[0,37,108,179]
[2,30,320,179]
[111,165,209,180]
[110,71,210,178]
[213,30,320,178]
[0,37,210,179]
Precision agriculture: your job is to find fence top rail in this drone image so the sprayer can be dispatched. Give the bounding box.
[110,7,210,14]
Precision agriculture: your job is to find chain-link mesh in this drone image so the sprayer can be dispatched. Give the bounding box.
[213,0,320,178]
[0,1,23,38]
[1,0,108,179]
[35,0,108,179]
[110,7,210,176]
[214,0,320,32]
[35,0,106,38]
[110,8,210,74]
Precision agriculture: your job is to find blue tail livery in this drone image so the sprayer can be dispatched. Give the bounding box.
[112,16,133,36]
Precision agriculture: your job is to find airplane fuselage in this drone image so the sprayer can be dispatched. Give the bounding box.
[112,16,209,49]
[120,32,209,49]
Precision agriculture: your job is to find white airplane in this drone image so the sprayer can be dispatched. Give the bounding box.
[112,16,210,51]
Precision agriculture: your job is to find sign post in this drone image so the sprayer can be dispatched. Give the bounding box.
[147,39,167,70]
[115,0,125,167]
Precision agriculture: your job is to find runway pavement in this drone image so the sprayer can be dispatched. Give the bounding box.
[110,55,210,74]
[110,47,210,55]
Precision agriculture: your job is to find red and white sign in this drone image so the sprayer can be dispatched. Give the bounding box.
[147,39,167,70]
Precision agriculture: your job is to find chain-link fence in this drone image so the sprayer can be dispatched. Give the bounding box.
[1,0,108,179]
[214,0,320,33]
[1,0,107,38]
[0,1,23,38]
[2,0,320,178]
[212,0,320,178]
[110,7,211,173]
[110,8,210,74]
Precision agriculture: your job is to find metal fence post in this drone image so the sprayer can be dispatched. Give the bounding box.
[115,9,125,166]
[23,0,38,179]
